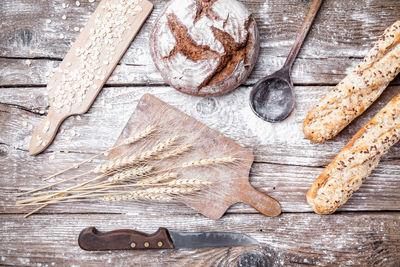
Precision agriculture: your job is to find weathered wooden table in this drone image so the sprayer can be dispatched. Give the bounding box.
[1,0,399,266]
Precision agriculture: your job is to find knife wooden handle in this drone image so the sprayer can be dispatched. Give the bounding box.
[78,227,174,250]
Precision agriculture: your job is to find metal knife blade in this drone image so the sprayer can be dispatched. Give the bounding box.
[168,230,259,249]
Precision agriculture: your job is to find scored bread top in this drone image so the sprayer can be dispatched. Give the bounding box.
[303,20,400,143]
[149,0,259,97]
[307,93,400,214]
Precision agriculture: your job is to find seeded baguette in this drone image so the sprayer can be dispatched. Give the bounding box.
[303,20,400,143]
[306,93,400,214]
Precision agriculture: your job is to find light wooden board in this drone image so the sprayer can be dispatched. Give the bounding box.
[1,0,400,265]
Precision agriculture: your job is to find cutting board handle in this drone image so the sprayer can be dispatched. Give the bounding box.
[239,183,281,217]
[29,110,67,155]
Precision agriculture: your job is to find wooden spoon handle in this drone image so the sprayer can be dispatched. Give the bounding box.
[29,110,67,155]
[239,183,281,217]
[283,0,324,71]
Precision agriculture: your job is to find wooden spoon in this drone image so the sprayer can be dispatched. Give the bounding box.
[249,0,323,122]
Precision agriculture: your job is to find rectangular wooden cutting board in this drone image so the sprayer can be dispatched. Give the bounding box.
[109,94,281,219]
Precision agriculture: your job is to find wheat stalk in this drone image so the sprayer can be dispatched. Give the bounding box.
[107,165,153,183]
[167,178,211,187]
[41,125,157,181]
[103,191,172,201]
[93,136,179,173]
[154,144,192,160]
[121,125,156,145]
[22,135,175,198]
[136,172,178,185]
[17,170,93,197]
[16,173,107,206]
[180,156,235,168]
[102,185,204,202]
[144,186,201,196]
[18,123,237,218]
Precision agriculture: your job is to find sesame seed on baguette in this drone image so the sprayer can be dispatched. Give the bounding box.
[306,93,400,214]
[303,20,400,143]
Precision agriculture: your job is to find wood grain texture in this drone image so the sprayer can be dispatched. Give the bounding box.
[1,0,400,89]
[2,148,400,214]
[1,0,400,59]
[0,213,399,266]
[1,85,399,166]
[1,0,400,265]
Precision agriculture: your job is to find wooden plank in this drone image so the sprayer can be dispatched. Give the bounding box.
[2,56,399,87]
[1,142,399,214]
[1,85,400,167]
[1,0,399,59]
[0,213,399,266]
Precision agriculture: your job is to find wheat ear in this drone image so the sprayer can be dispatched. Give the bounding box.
[93,136,179,173]
[180,156,235,168]
[136,172,178,185]
[167,179,211,187]
[120,125,156,145]
[41,125,156,181]
[103,191,172,202]
[154,144,192,160]
[144,186,201,196]
[107,165,153,183]
[27,177,211,197]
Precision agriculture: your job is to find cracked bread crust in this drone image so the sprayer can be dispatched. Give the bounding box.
[303,20,400,143]
[149,0,259,97]
[306,93,400,214]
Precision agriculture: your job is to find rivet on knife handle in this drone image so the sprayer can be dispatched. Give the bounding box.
[78,227,174,250]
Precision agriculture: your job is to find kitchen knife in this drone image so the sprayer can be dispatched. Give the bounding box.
[78,227,259,250]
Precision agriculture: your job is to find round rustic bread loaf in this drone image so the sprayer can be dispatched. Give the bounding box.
[149,0,259,97]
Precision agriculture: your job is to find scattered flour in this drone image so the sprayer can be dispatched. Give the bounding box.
[242,103,303,144]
